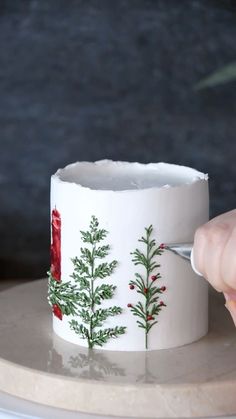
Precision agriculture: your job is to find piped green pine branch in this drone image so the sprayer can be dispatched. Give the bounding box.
[69,215,126,348]
[128,225,167,350]
[48,271,81,316]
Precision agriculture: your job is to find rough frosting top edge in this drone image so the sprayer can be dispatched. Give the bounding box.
[52,159,208,193]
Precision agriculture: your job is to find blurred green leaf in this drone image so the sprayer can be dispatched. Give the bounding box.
[195,61,236,90]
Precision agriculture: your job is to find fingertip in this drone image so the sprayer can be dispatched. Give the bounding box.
[224,291,236,301]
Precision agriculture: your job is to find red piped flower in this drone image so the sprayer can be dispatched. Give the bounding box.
[161,286,166,292]
[127,303,133,308]
[147,315,154,321]
[129,284,135,290]
[151,275,157,281]
[144,287,148,294]
[50,208,61,282]
[53,304,63,320]
[159,243,166,249]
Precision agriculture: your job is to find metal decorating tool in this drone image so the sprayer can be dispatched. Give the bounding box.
[165,243,203,276]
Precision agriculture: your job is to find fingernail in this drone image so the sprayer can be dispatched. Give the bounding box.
[190,249,203,277]
[225,300,236,326]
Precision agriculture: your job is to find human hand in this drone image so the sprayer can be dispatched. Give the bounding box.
[193,209,236,326]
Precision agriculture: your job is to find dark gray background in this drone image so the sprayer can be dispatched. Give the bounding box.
[1,0,236,278]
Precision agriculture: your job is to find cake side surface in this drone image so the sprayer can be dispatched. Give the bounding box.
[48,160,209,351]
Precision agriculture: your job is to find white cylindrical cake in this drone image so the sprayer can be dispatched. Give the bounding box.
[48,160,209,351]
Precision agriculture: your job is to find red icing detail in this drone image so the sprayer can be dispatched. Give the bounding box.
[159,243,166,249]
[127,303,133,308]
[51,208,61,281]
[159,301,165,306]
[161,286,166,291]
[147,315,154,321]
[151,275,157,281]
[129,284,135,290]
[53,304,63,320]
[144,287,148,294]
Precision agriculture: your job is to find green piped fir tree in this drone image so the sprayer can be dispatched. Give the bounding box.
[48,272,81,319]
[128,225,167,349]
[69,216,126,348]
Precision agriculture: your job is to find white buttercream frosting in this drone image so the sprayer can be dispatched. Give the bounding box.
[50,160,209,351]
[54,160,208,191]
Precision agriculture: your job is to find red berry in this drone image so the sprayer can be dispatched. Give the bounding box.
[161,286,166,291]
[144,287,148,294]
[159,301,165,306]
[159,243,166,249]
[53,304,63,320]
[151,275,157,281]
[147,315,154,321]
[127,303,133,308]
[129,284,135,290]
